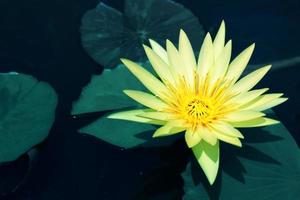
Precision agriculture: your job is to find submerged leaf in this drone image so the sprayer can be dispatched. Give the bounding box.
[81,0,204,68]
[0,72,57,163]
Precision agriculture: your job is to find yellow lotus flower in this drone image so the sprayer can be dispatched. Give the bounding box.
[108,21,287,184]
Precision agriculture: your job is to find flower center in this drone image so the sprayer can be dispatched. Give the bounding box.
[185,98,211,122]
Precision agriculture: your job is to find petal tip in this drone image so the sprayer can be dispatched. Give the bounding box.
[208,176,217,185]
[220,20,226,28]
[142,44,150,50]
[179,29,189,41]
[120,58,130,65]
[123,89,131,95]
[179,29,186,35]
[148,38,155,44]
[152,132,160,138]
[107,113,116,119]
[262,65,272,73]
[205,32,213,41]
[247,43,256,53]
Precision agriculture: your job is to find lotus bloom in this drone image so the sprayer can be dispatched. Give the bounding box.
[108,21,287,184]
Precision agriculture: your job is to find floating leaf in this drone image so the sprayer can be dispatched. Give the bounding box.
[72,63,182,148]
[81,0,204,68]
[79,116,154,148]
[0,72,57,163]
[72,64,147,115]
[72,64,152,148]
[182,112,300,200]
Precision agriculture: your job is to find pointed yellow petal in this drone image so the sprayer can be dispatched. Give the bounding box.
[211,121,244,138]
[152,121,186,137]
[242,93,286,111]
[226,88,269,106]
[179,29,197,86]
[149,39,169,64]
[197,33,214,77]
[252,97,288,111]
[166,39,184,78]
[210,40,232,82]
[230,65,271,94]
[197,126,218,145]
[213,129,242,147]
[108,109,164,125]
[185,129,202,148]
[143,45,174,85]
[213,20,226,60]
[226,43,255,82]
[121,59,168,98]
[192,140,220,185]
[224,110,265,122]
[137,111,175,121]
[230,117,279,128]
[123,90,167,111]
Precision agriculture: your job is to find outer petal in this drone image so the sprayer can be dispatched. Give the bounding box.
[137,111,175,121]
[108,109,164,125]
[229,117,279,128]
[213,20,226,60]
[143,45,174,85]
[211,121,244,138]
[124,90,167,111]
[185,128,202,148]
[192,140,220,185]
[226,43,255,83]
[224,110,265,122]
[121,59,168,98]
[179,29,197,86]
[149,39,169,64]
[251,98,288,111]
[212,129,242,147]
[197,126,218,145]
[197,33,214,78]
[226,88,269,107]
[152,120,186,137]
[230,65,271,94]
[210,40,232,83]
[242,93,286,111]
[166,39,184,79]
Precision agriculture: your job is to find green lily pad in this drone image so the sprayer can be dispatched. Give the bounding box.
[72,64,151,148]
[0,72,57,163]
[71,64,147,115]
[79,115,155,148]
[182,116,300,200]
[72,63,182,148]
[80,0,204,68]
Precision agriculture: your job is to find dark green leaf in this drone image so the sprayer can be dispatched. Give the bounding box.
[71,64,147,115]
[72,63,181,148]
[81,0,204,68]
[0,72,57,163]
[79,115,154,148]
[72,63,152,148]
